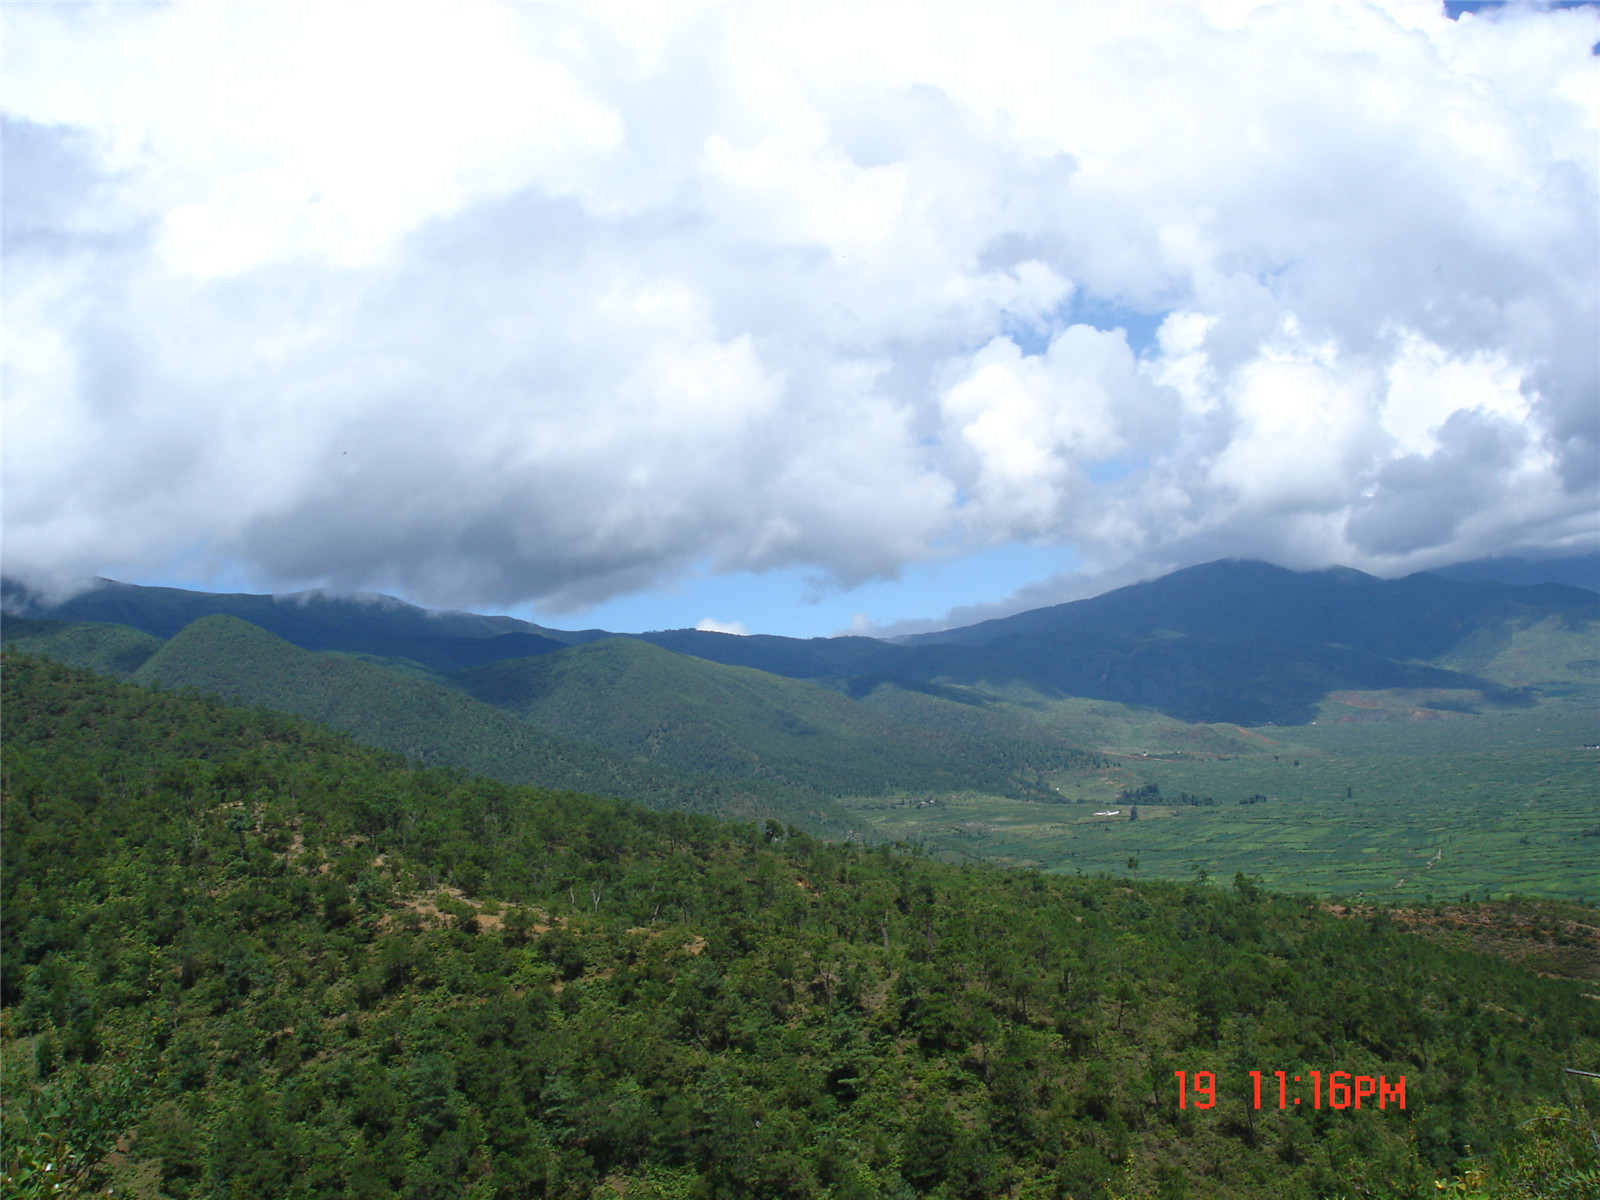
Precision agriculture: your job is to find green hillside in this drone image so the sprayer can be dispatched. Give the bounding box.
[124,615,846,831]
[1433,614,1600,693]
[0,616,164,677]
[454,637,1092,801]
[855,681,1271,761]
[4,653,1596,1199]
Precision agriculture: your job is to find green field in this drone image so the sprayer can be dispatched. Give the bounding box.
[837,694,1600,902]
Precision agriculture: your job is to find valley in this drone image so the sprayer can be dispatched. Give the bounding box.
[3,653,1597,1199]
[835,698,1598,901]
[5,560,1596,902]
[3,559,1598,1199]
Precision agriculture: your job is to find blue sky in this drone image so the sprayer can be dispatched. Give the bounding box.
[552,542,1081,638]
[4,2,1596,636]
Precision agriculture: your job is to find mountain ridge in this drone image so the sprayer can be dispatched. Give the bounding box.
[6,558,1594,727]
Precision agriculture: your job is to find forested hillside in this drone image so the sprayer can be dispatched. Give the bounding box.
[454,638,1092,801]
[9,614,853,832]
[3,615,1096,826]
[4,652,1595,1199]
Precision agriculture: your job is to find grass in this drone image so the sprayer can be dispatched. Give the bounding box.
[837,693,1599,902]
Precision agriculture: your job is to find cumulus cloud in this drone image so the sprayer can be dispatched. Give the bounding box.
[2,1,1595,618]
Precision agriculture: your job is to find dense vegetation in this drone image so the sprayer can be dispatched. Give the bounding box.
[3,616,857,833]
[4,615,1098,833]
[4,653,1596,1199]
[453,638,1092,802]
[7,595,1594,905]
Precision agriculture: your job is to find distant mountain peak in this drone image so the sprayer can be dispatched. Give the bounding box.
[1428,552,1600,593]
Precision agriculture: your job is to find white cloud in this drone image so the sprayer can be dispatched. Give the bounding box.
[1382,333,1529,457]
[695,617,748,636]
[938,324,1166,537]
[2,1,1595,618]
[1206,330,1384,515]
[3,1,622,274]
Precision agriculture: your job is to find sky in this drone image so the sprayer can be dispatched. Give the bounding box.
[3,1,1597,638]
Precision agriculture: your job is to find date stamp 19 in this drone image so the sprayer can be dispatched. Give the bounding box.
[1174,1070,1405,1111]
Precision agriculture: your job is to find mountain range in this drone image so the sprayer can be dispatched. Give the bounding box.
[4,558,1595,830]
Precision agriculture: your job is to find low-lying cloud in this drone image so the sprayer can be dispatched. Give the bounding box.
[3,2,1595,618]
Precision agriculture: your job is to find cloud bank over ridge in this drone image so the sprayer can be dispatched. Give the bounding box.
[3,1,1596,621]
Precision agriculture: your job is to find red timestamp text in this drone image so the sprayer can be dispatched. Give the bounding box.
[1174,1070,1405,1110]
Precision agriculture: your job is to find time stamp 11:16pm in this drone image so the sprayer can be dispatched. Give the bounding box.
[1174,1071,1406,1111]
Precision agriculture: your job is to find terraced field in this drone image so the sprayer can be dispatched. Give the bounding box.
[836,695,1600,901]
